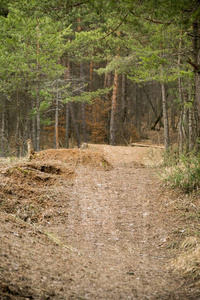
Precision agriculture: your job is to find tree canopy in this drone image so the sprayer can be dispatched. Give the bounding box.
[1,0,200,154]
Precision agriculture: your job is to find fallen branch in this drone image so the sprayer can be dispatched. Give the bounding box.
[131,143,164,149]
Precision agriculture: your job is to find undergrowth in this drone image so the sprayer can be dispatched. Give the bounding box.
[161,149,200,282]
[170,237,200,282]
[161,150,200,193]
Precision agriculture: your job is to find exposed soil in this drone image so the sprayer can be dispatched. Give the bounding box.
[0,144,199,299]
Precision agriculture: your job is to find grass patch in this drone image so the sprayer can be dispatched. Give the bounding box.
[170,237,200,281]
[161,150,200,282]
[161,151,200,193]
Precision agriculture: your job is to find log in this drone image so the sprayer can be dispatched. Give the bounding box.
[131,143,164,149]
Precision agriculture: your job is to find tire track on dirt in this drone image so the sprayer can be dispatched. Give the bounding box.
[65,161,188,299]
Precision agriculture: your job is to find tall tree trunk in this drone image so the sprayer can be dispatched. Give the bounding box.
[178,30,184,152]
[110,68,118,145]
[150,110,163,130]
[188,107,194,151]
[89,60,93,92]
[191,21,200,149]
[143,87,157,119]
[1,98,5,157]
[135,83,141,134]
[77,18,86,143]
[31,99,36,149]
[36,17,40,151]
[80,61,86,143]
[81,102,86,143]
[161,83,170,150]
[64,58,81,148]
[104,71,112,101]
[179,112,183,153]
[54,79,59,149]
[36,84,40,152]
[64,59,71,148]
[193,22,200,119]
[121,74,126,122]
[15,90,20,157]
[23,121,28,156]
[107,72,112,89]
[69,102,81,148]
[121,74,127,142]
[104,73,107,89]
[65,103,70,148]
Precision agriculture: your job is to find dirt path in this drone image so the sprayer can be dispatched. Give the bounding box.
[0,145,198,299]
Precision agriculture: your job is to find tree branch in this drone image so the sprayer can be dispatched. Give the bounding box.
[130,11,172,25]
[100,13,129,41]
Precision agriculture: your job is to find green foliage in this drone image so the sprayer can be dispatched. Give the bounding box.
[39,100,51,112]
[1,0,200,152]
[162,151,200,192]
[40,117,52,126]
[64,88,111,104]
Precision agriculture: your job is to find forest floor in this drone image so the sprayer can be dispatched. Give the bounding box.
[0,144,199,300]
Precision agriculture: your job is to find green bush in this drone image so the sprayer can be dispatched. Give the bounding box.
[161,152,200,192]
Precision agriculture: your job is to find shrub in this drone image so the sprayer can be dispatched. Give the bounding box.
[161,151,200,192]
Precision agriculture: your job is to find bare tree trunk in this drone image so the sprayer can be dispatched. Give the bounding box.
[64,59,71,148]
[143,87,157,119]
[178,30,184,152]
[64,59,81,148]
[81,103,86,143]
[65,103,70,148]
[104,71,112,105]
[121,74,128,143]
[104,73,107,89]
[36,17,40,151]
[1,98,5,157]
[135,83,141,134]
[178,113,183,152]
[110,68,118,145]
[89,60,93,92]
[150,110,163,130]
[36,84,40,151]
[107,72,112,89]
[54,79,59,149]
[161,82,170,150]
[77,18,86,143]
[192,22,200,150]
[121,74,126,122]
[15,90,20,157]
[80,62,86,143]
[193,22,200,120]
[188,107,194,151]
[31,99,36,149]
[69,102,81,148]
[23,120,28,156]
[27,139,35,159]
[104,60,112,89]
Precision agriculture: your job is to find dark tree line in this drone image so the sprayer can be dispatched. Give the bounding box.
[1,0,200,155]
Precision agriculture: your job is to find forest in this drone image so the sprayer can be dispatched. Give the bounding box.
[1,2,200,298]
[1,0,200,155]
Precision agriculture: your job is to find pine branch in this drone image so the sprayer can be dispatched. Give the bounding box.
[100,13,129,41]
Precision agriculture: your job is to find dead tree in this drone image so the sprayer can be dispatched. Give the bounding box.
[27,139,35,159]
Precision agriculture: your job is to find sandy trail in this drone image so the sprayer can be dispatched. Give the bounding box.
[47,145,189,299]
[0,145,196,299]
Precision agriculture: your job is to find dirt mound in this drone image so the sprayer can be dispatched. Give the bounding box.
[88,143,164,167]
[36,148,112,170]
[0,147,110,226]
[0,160,75,225]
